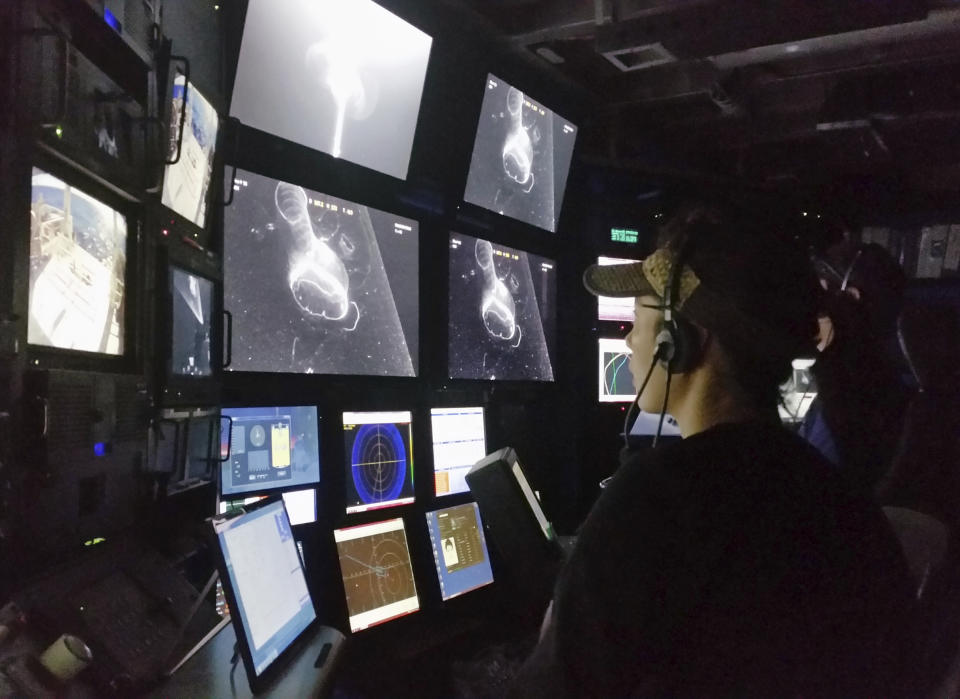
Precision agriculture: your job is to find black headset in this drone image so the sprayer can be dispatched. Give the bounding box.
[655,235,702,374]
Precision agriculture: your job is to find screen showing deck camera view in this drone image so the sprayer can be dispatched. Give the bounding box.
[162,75,219,229]
[170,267,213,377]
[29,168,126,355]
[224,168,418,376]
[448,233,556,381]
[463,74,578,233]
[230,0,432,180]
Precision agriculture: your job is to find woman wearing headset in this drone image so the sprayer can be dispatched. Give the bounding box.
[509,204,912,698]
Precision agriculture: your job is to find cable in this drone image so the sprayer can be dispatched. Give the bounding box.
[622,348,663,448]
[653,365,673,448]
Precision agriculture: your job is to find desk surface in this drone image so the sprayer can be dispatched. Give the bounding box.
[151,622,345,699]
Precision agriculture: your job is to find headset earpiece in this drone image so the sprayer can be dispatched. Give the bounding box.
[659,236,702,374]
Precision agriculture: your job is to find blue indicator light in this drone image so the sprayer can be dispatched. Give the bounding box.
[94,442,106,457]
[103,8,121,33]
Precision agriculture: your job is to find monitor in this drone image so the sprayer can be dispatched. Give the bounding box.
[220,406,321,497]
[779,358,817,422]
[229,0,432,180]
[224,168,419,376]
[342,411,415,514]
[333,517,420,632]
[29,167,127,355]
[161,75,219,228]
[598,337,635,403]
[170,266,213,377]
[425,503,494,601]
[431,406,487,497]
[463,74,578,233]
[596,256,639,322]
[448,233,556,381]
[212,498,316,690]
[218,488,318,526]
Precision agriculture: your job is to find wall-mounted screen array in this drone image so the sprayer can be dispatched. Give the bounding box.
[230,0,432,180]
[161,76,219,228]
[220,405,321,497]
[224,169,419,376]
[29,168,127,355]
[779,358,817,423]
[170,266,213,377]
[463,74,578,233]
[448,233,556,381]
[431,407,487,497]
[334,518,420,632]
[596,256,639,322]
[598,338,634,403]
[218,488,318,527]
[425,503,494,601]
[343,411,415,514]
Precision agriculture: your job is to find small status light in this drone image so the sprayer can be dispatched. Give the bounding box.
[162,228,169,236]
[93,442,106,457]
[55,125,63,138]
[802,211,808,217]
[214,3,220,9]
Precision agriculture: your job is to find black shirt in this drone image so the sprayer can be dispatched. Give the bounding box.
[511,421,912,698]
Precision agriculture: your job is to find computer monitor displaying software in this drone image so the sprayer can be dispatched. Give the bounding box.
[598,337,636,403]
[342,411,415,514]
[425,503,494,600]
[213,499,315,680]
[431,407,487,497]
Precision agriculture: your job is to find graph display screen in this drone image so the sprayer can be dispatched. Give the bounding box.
[431,407,487,497]
[448,233,556,381]
[218,488,317,526]
[598,337,635,402]
[224,168,419,376]
[29,168,127,355]
[596,256,639,322]
[425,503,494,600]
[161,75,219,228]
[343,411,415,514]
[230,0,432,180]
[214,499,315,677]
[463,74,578,233]
[221,406,321,496]
[334,518,420,632]
[170,266,213,377]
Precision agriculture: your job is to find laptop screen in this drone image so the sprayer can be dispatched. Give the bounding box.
[214,499,316,677]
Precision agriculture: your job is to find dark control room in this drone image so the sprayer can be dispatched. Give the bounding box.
[2,0,960,696]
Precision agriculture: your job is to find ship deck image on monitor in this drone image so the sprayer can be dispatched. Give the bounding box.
[426,503,494,600]
[463,74,577,233]
[229,0,432,180]
[162,76,219,228]
[448,233,556,381]
[431,407,487,496]
[171,267,213,376]
[334,518,420,632]
[29,168,126,355]
[596,256,640,322]
[221,406,321,497]
[343,411,415,514]
[225,169,418,375]
[598,337,636,403]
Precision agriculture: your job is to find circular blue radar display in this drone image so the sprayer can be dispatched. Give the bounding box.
[350,423,408,504]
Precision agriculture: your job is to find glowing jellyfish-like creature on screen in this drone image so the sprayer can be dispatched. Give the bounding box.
[475,238,521,347]
[275,182,359,330]
[501,86,535,193]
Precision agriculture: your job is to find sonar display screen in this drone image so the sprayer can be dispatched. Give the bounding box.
[161,75,219,228]
[448,233,556,381]
[463,74,578,233]
[334,518,420,632]
[426,503,494,601]
[230,0,432,180]
[170,267,213,377]
[29,168,127,355]
[342,411,415,514]
[224,169,418,376]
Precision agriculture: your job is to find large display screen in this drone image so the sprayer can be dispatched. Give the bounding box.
[463,74,578,233]
[229,0,432,180]
[224,169,418,376]
[161,75,219,228]
[170,266,213,377]
[431,406,487,497]
[342,411,415,514]
[220,406,321,496]
[334,518,420,632]
[425,503,494,601]
[596,256,639,322]
[29,168,127,355]
[448,233,556,381]
[214,500,315,678]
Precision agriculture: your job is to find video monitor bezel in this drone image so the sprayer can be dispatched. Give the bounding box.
[210,495,319,693]
[219,404,322,498]
[216,487,318,527]
[26,153,139,372]
[430,405,488,498]
[342,410,416,515]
